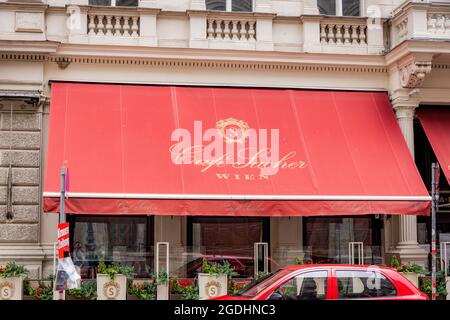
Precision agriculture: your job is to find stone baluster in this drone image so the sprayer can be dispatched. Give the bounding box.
[444,15,450,34]
[335,24,343,44]
[350,25,358,45]
[223,20,231,40]
[359,25,367,45]
[248,21,256,41]
[436,14,444,33]
[207,19,215,39]
[343,25,350,44]
[231,20,239,40]
[88,14,96,35]
[327,24,335,44]
[122,16,131,37]
[112,16,120,37]
[105,15,113,36]
[97,15,105,35]
[320,24,327,43]
[131,16,139,37]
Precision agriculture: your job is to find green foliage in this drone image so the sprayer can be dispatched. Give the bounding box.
[181,285,199,300]
[390,255,400,269]
[66,280,97,299]
[152,270,169,286]
[255,271,268,279]
[97,258,135,280]
[295,257,304,265]
[201,259,238,277]
[170,276,183,294]
[29,280,54,300]
[419,271,448,298]
[0,261,29,278]
[128,282,156,300]
[228,280,238,294]
[397,263,426,274]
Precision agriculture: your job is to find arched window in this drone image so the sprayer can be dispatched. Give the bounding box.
[206,0,253,12]
[318,0,363,17]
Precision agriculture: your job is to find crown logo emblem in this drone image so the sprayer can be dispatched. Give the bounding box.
[216,118,250,143]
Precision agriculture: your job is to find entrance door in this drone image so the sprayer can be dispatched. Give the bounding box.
[186,217,270,277]
[303,216,382,265]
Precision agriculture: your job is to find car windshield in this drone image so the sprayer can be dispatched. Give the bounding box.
[232,269,291,298]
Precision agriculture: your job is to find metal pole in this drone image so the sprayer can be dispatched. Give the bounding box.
[60,166,66,223]
[431,162,439,300]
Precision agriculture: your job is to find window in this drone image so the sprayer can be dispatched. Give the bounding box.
[318,0,362,17]
[206,0,253,12]
[274,271,328,300]
[187,217,269,277]
[69,215,153,278]
[89,0,138,7]
[336,270,397,299]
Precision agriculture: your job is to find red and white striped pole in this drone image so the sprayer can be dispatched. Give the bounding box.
[431,162,440,300]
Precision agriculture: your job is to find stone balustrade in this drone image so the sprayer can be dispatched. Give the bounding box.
[320,21,367,46]
[207,17,256,42]
[88,13,140,38]
[427,13,450,36]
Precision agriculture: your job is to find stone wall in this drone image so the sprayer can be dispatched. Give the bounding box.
[0,101,44,278]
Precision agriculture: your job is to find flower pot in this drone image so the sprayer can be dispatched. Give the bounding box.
[0,276,23,300]
[446,276,450,301]
[65,294,96,300]
[23,295,39,300]
[169,293,183,300]
[402,272,419,288]
[126,294,141,300]
[96,274,127,300]
[198,273,227,300]
[157,284,169,300]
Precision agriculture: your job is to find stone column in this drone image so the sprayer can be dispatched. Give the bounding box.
[393,103,428,267]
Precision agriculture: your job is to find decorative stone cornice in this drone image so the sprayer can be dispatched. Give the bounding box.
[399,60,432,88]
[0,52,388,73]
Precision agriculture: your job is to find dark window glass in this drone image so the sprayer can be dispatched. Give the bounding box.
[318,0,336,15]
[89,0,111,5]
[206,0,226,11]
[70,215,153,278]
[343,0,360,16]
[336,270,397,299]
[274,271,328,300]
[232,0,252,12]
[116,0,138,6]
[186,217,269,277]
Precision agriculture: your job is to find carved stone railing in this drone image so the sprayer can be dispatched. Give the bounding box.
[205,13,260,50]
[390,2,450,49]
[318,17,371,54]
[86,8,141,44]
[427,12,450,37]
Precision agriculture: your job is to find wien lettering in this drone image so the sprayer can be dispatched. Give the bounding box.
[170,120,307,176]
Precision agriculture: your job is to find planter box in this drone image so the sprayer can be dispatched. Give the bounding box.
[66,295,96,300]
[402,273,419,288]
[198,273,227,300]
[447,277,450,301]
[169,293,183,300]
[0,277,23,300]
[127,294,141,300]
[23,295,39,300]
[157,284,169,300]
[97,274,127,300]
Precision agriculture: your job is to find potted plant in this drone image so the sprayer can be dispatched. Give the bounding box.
[181,284,199,300]
[128,281,156,300]
[169,276,184,300]
[419,271,448,300]
[0,261,29,300]
[295,256,304,265]
[153,270,169,300]
[96,259,135,300]
[390,255,425,288]
[198,258,238,300]
[23,276,54,300]
[66,280,97,300]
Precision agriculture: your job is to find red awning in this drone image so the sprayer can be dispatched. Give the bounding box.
[43,83,430,216]
[417,108,450,184]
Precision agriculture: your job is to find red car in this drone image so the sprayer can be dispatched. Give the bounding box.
[212,264,428,300]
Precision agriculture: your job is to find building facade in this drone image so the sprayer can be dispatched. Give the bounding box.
[1,0,450,279]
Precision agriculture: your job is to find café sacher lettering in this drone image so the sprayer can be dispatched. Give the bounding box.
[170,118,307,177]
